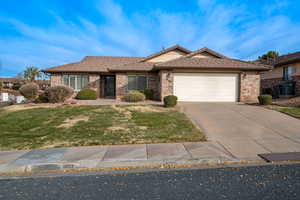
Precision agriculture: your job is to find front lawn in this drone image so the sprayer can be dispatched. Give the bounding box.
[0,105,205,150]
[274,106,300,119]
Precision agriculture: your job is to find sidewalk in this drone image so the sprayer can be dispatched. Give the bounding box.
[0,142,255,173]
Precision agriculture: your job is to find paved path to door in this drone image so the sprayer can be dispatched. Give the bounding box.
[181,103,300,160]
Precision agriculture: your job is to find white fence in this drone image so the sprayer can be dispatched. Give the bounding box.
[0,93,25,104]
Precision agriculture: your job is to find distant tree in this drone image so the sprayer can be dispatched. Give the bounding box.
[23,66,41,81]
[258,51,279,61]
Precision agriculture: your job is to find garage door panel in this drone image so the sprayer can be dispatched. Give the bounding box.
[173,73,238,102]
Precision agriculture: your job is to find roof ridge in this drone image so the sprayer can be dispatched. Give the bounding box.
[184,47,228,59]
[140,44,191,62]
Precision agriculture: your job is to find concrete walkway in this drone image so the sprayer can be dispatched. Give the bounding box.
[0,142,241,173]
[181,103,300,160]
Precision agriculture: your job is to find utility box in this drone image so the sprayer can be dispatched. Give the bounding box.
[0,93,9,102]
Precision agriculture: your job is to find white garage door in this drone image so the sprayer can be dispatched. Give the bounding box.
[173,73,239,102]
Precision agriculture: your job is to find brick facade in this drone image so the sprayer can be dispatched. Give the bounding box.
[115,73,127,100]
[294,75,300,96]
[50,73,62,86]
[240,72,260,102]
[159,70,173,100]
[88,74,100,97]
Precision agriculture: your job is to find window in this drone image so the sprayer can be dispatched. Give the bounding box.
[127,75,148,91]
[62,75,89,90]
[283,66,295,81]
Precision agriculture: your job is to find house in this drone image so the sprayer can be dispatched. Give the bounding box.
[0,78,18,89]
[261,51,300,97]
[42,45,270,102]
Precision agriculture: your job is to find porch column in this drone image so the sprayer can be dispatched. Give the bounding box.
[159,70,174,101]
[115,73,127,100]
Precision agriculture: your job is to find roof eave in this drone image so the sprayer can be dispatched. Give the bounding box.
[154,66,271,71]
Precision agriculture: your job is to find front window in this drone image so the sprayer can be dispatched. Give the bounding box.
[127,75,148,91]
[62,75,89,91]
[283,66,295,81]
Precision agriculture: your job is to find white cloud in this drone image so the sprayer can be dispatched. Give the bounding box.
[0,0,300,76]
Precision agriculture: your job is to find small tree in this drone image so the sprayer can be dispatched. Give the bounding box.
[23,66,41,81]
[258,51,279,61]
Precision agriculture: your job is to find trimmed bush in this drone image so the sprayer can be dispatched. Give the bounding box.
[163,95,178,107]
[258,95,272,105]
[46,85,73,103]
[34,92,49,103]
[19,83,39,101]
[140,89,154,100]
[123,91,145,102]
[76,88,97,100]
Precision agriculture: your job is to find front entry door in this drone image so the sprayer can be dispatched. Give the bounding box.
[104,76,116,98]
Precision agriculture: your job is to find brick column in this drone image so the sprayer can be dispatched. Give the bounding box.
[159,70,173,101]
[50,74,62,86]
[116,73,127,100]
[88,74,100,98]
[240,71,260,102]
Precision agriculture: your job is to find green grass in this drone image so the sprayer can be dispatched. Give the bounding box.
[275,106,300,119]
[0,105,205,150]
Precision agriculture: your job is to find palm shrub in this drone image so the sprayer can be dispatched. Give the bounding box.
[76,88,97,100]
[123,91,145,102]
[19,83,39,101]
[163,95,178,107]
[258,95,272,105]
[46,85,73,103]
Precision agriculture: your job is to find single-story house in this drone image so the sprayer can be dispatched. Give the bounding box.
[0,78,18,89]
[261,51,300,97]
[42,45,270,102]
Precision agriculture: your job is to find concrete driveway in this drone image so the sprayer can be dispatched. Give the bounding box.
[181,103,300,160]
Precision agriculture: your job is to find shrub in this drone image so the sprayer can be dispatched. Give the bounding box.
[0,81,2,90]
[258,95,272,105]
[123,91,145,102]
[34,92,49,103]
[46,85,73,103]
[140,89,154,100]
[76,88,97,100]
[19,83,39,101]
[163,95,178,107]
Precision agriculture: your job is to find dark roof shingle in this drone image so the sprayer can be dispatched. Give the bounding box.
[272,51,300,66]
[42,56,143,73]
[155,57,271,71]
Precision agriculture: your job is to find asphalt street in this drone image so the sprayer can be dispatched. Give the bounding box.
[0,163,299,200]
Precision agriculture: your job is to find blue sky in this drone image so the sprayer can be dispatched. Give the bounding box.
[1,0,300,77]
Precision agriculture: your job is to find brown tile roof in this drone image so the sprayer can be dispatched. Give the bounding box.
[155,57,271,71]
[42,56,143,73]
[42,45,271,73]
[272,51,300,66]
[108,62,155,72]
[140,44,191,62]
[0,78,18,83]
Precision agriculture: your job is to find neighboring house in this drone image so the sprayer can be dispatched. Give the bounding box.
[42,45,270,102]
[261,51,300,97]
[0,78,18,89]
